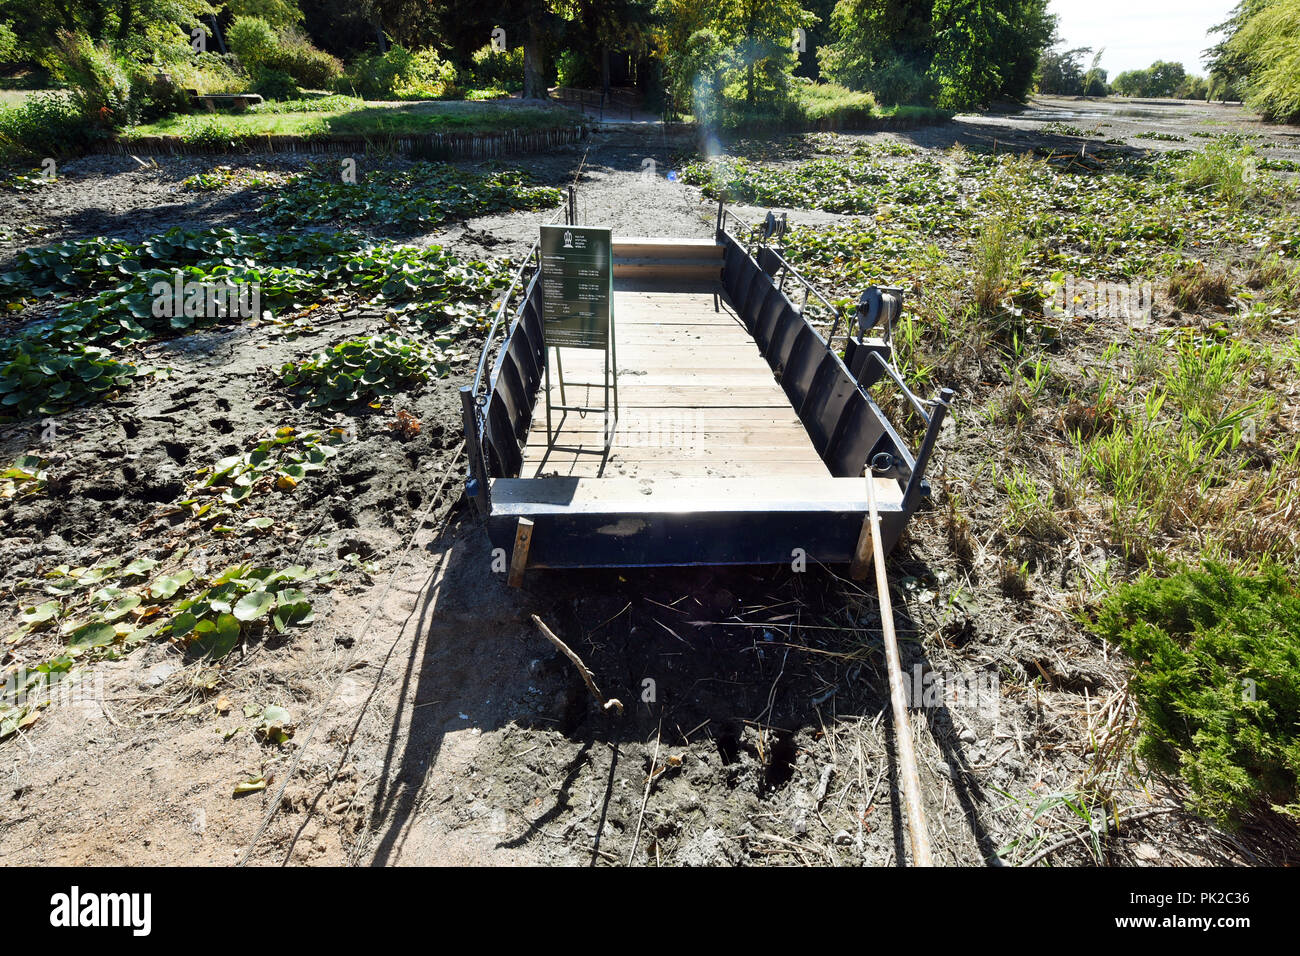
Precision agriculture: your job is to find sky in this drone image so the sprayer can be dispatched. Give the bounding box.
[1048,0,1237,78]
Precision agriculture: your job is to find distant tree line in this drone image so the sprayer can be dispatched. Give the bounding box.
[1036,47,1210,101]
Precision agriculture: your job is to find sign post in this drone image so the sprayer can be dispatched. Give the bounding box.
[539,224,617,450]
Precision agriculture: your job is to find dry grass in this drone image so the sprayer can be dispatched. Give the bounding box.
[1167,259,1234,312]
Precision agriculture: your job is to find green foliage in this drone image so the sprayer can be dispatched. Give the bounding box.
[1037,45,1110,97]
[253,67,300,101]
[1091,562,1300,824]
[0,340,138,421]
[0,226,509,418]
[341,44,458,99]
[227,16,280,73]
[280,333,446,407]
[181,165,280,191]
[0,557,320,714]
[1112,60,1192,98]
[179,425,340,525]
[0,91,101,162]
[47,29,133,126]
[225,0,304,29]
[0,455,48,498]
[1227,0,1300,123]
[468,43,523,91]
[247,93,363,113]
[788,79,877,126]
[262,28,344,89]
[819,0,1053,108]
[555,49,589,88]
[654,0,816,123]
[168,114,271,150]
[260,162,561,229]
[229,17,341,90]
[1175,138,1263,207]
[0,21,19,62]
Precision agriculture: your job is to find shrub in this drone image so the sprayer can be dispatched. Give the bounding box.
[0,91,100,162]
[393,48,458,99]
[1090,561,1300,824]
[166,50,250,95]
[126,67,191,123]
[253,68,300,101]
[342,46,411,98]
[48,30,132,127]
[468,43,523,91]
[555,50,594,88]
[343,45,458,99]
[864,61,934,106]
[264,28,343,89]
[227,16,279,74]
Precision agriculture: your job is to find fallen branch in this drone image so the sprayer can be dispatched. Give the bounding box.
[531,614,624,716]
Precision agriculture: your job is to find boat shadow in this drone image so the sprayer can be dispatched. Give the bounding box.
[350,512,997,866]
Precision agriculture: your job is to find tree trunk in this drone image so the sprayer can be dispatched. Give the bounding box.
[116,0,133,44]
[601,46,610,98]
[523,17,548,100]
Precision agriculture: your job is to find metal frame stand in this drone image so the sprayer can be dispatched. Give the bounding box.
[542,310,618,452]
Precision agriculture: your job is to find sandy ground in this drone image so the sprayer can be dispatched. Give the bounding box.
[2,103,1297,866]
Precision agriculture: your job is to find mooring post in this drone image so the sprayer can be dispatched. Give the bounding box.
[849,505,874,581]
[507,517,534,588]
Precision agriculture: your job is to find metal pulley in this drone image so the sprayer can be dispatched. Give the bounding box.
[761,210,787,243]
[856,285,904,336]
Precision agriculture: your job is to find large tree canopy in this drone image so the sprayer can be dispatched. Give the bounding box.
[818,0,1054,109]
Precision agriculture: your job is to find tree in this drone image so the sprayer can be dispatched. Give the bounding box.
[1213,0,1300,121]
[0,0,216,53]
[819,0,1054,108]
[553,0,654,94]
[652,0,813,117]
[1112,60,1188,98]
[1037,44,1093,95]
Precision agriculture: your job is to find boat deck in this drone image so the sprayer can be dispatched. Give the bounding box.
[520,281,832,479]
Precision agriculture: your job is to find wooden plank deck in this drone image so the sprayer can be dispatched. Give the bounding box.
[520,282,832,480]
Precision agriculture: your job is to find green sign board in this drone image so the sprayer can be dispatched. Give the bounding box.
[540,224,612,350]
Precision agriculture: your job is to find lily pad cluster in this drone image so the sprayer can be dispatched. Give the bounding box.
[280,333,447,408]
[259,161,562,230]
[0,455,48,499]
[181,165,285,192]
[0,228,510,420]
[2,556,319,739]
[172,425,344,530]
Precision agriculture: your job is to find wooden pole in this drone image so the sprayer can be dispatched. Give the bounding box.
[865,474,934,866]
[507,517,533,588]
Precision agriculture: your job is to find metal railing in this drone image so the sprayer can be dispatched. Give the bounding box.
[715,199,929,424]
